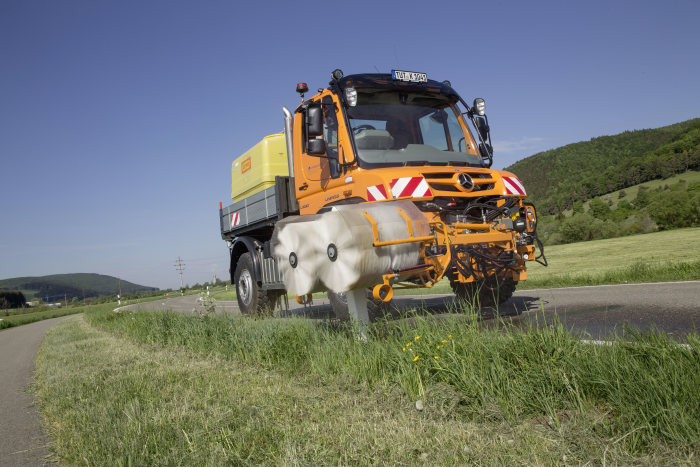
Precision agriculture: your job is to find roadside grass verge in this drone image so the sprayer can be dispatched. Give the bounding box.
[520,259,700,290]
[0,307,83,330]
[37,313,698,465]
[210,288,236,300]
[72,305,700,460]
[0,298,160,330]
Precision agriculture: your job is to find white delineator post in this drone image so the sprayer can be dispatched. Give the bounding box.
[345,288,369,341]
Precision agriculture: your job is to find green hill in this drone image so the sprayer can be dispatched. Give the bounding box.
[505,118,700,214]
[0,273,157,300]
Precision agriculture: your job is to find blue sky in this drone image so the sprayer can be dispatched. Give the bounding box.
[1,0,698,289]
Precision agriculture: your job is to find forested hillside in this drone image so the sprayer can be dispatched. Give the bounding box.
[0,273,157,300]
[506,118,700,214]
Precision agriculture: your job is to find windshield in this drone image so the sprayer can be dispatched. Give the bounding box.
[346,89,481,167]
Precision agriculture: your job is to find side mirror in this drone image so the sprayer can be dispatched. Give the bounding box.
[478,143,493,167]
[474,117,489,142]
[306,106,323,138]
[306,138,326,155]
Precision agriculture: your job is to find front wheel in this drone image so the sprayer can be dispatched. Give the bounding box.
[451,275,517,308]
[234,253,277,315]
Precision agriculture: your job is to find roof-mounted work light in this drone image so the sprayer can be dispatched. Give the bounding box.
[296,82,308,102]
[473,98,486,116]
[345,87,357,107]
[331,69,344,81]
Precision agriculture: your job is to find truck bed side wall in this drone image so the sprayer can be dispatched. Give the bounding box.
[221,176,297,240]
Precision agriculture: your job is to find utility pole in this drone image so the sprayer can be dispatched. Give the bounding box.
[174,257,186,295]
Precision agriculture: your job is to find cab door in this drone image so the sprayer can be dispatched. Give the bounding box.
[295,94,350,208]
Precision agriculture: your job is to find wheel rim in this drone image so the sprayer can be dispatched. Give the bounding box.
[238,269,253,306]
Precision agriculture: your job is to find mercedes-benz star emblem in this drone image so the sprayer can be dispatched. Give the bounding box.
[458,173,474,190]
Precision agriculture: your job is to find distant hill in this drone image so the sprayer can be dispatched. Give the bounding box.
[0,273,157,300]
[505,118,700,214]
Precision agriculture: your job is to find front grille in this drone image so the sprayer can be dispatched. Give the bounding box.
[427,183,460,192]
[423,170,495,193]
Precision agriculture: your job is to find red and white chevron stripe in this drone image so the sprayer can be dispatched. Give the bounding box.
[230,211,241,227]
[366,184,388,201]
[502,176,527,196]
[390,177,432,199]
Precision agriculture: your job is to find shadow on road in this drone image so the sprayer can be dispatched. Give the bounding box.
[279,294,547,322]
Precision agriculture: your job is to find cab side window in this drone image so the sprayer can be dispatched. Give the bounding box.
[322,101,340,178]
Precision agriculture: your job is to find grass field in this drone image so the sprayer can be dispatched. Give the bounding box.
[523,227,700,288]
[35,307,699,464]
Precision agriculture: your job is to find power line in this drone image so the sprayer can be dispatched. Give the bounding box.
[174,257,186,295]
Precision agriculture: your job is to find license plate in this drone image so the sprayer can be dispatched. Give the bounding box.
[391,70,428,83]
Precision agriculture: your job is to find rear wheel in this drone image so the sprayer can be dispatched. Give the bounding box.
[234,253,277,315]
[451,275,517,308]
[328,289,391,322]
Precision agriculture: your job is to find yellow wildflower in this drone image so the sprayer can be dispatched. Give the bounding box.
[434,356,439,359]
[406,342,412,347]
[402,347,406,352]
[414,336,420,341]
[413,355,420,362]
[436,345,440,350]
[441,340,447,344]
[448,335,452,339]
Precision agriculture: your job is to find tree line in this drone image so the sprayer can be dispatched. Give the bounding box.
[537,179,700,244]
[0,290,27,309]
[506,119,700,215]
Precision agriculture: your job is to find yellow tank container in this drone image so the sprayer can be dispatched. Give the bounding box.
[231,132,289,202]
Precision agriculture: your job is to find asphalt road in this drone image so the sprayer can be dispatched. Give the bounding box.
[123,281,700,339]
[0,315,73,467]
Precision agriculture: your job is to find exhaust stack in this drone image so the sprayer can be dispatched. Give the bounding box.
[282,107,295,178]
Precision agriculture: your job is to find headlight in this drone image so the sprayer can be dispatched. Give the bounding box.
[345,87,357,107]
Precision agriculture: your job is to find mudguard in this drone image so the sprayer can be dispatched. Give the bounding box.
[229,236,262,283]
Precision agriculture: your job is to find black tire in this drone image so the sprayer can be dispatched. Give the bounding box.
[450,275,517,308]
[234,253,276,316]
[328,289,391,322]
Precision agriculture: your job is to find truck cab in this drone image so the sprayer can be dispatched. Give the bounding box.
[293,72,492,214]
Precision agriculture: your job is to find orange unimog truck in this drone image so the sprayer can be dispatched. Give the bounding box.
[220,69,545,324]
